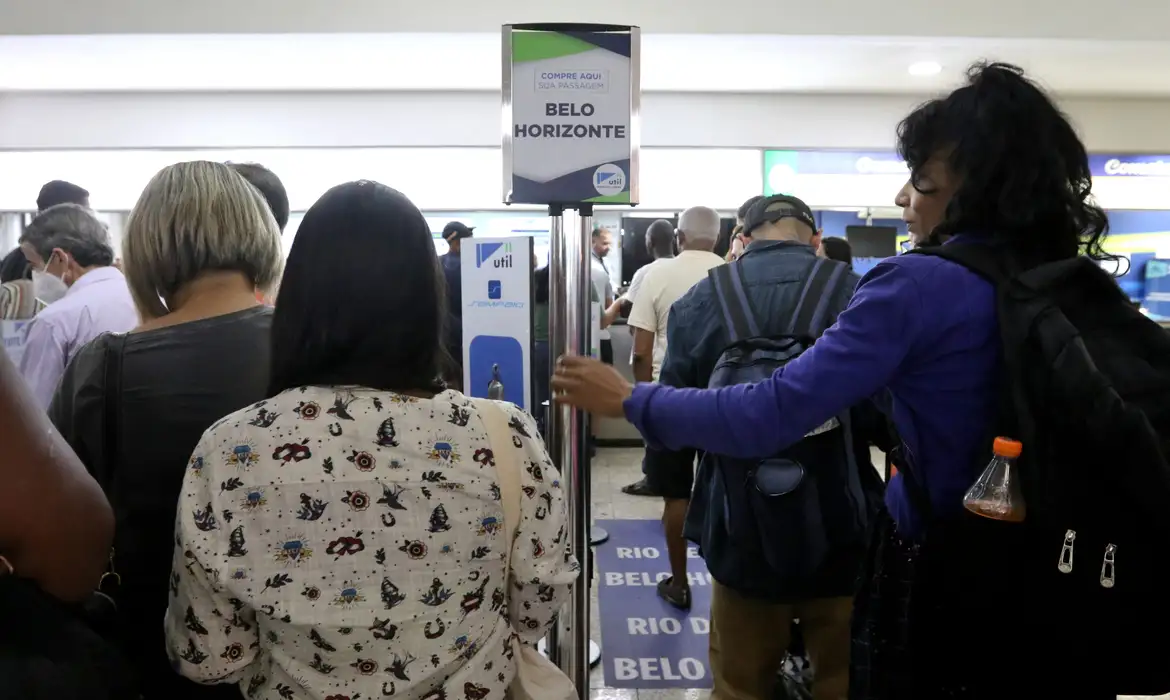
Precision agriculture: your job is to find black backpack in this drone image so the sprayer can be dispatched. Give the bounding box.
[692,258,871,600]
[912,243,1170,694]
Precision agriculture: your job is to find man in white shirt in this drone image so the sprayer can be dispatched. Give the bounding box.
[619,218,677,497]
[623,219,676,310]
[19,204,137,409]
[625,206,724,609]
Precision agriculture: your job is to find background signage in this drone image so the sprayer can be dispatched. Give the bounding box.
[764,149,907,195]
[1,320,29,368]
[1145,259,1170,320]
[461,236,534,409]
[595,519,714,689]
[504,26,640,205]
[1089,154,1170,177]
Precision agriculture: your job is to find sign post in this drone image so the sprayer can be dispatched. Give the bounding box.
[503,22,640,695]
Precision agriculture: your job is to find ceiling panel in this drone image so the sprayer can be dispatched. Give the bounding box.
[3,34,1170,96]
[1,0,1165,41]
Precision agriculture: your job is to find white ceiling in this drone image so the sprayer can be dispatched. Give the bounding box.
[4,33,1170,96]
[2,0,1168,41]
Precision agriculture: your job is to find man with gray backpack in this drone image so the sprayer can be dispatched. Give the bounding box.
[657,194,878,700]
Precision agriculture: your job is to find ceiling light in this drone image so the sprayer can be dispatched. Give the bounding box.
[908,61,942,77]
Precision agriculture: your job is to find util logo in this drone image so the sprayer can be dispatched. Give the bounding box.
[476,242,514,268]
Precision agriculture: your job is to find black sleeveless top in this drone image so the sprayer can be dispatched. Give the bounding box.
[49,306,272,700]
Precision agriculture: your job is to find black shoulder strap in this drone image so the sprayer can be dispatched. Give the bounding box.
[102,334,126,493]
[708,263,762,343]
[99,333,127,596]
[787,258,850,339]
[908,242,1015,286]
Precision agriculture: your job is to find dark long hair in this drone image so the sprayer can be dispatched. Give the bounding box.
[268,180,446,396]
[897,62,1110,265]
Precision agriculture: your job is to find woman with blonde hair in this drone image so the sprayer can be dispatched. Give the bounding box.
[49,160,283,700]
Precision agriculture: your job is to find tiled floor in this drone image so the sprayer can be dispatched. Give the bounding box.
[582,447,1170,700]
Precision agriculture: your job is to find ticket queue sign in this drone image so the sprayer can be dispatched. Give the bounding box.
[503,22,641,697]
[504,25,640,206]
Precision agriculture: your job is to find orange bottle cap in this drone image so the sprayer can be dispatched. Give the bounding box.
[993,437,1023,459]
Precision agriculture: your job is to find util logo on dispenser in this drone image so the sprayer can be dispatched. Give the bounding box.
[476,242,514,268]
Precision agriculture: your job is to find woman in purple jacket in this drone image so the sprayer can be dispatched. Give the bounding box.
[553,62,1113,698]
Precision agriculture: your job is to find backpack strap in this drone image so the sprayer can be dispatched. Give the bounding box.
[708,263,761,343]
[908,242,1013,285]
[787,258,851,339]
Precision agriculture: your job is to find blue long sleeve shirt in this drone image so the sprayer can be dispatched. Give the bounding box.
[623,243,1001,537]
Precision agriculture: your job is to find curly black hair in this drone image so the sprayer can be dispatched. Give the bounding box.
[897,62,1110,264]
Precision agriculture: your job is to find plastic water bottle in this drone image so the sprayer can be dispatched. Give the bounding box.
[962,437,1026,522]
[487,364,505,401]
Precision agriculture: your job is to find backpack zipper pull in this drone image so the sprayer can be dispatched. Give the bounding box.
[1057,529,1076,574]
[1099,544,1116,589]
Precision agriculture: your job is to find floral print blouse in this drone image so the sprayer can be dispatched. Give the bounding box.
[164,386,578,700]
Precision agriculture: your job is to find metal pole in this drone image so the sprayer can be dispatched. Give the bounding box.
[546,204,592,691]
[545,204,567,668]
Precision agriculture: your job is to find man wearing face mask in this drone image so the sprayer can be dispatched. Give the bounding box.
[18,204,137,408]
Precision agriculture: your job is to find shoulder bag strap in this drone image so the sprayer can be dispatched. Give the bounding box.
[708,263,760,343]
[102,333,126,490]
[472,398,525,577]
[100,333,127,594]
[787,258,850,339]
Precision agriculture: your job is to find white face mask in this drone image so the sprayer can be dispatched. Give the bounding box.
[32,268,68,305]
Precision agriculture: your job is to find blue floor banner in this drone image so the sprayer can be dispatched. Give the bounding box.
[594,519,714,689]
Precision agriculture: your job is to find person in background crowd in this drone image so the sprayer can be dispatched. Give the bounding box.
[819,236,853,266]
[37,180,90,212]
[630,206,724,609]
[561,195,869,700]
[0,180,94,317]
[0,249,31,284]
[441,221,474,389]
[619,218,678,496]
[589,226,617,454]
[534,263,604,436]
[0,276,37,320]
[552,62,1109,697]
[724,195,765,262]
[228,162,290,233]
[230,162,289,304]
[623,219,677,312]
[591,226,616,362]
[49,160,282,700]
[18,204,137,408]
[166,180,577,700]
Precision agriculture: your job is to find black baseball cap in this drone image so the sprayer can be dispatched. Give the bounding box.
[742,194,816,236]
[442,222,475,242]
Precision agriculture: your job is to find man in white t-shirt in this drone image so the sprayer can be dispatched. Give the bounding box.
[619,218,678,498]
[623,219,676,311]
[625,206,724,609]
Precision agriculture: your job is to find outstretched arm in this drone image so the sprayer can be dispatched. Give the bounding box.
[556,262,924,459]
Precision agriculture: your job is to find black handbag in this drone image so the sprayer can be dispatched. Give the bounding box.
[0,573,137,700]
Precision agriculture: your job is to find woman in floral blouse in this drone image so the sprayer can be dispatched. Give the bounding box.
[165,180,578,700]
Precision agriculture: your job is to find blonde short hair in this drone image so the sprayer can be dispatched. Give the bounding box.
[123,161,283,319]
